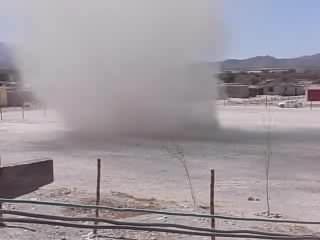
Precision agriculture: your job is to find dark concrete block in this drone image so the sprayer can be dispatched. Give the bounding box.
[0,159,54,198]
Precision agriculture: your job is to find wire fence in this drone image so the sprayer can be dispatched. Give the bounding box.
[0,104,47,121]
[1,157,319,240]
[218,95,306,106]
[1,160,320,239]
[1,198,320,239]
[2,198,320,224]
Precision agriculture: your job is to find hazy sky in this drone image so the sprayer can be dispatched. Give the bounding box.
[1,1,320,60]
[0,9,15,43]
[223,0,320,59]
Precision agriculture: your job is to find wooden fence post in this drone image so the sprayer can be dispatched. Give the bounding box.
[22,105,25,120]
[0,158,4,227]
[210,169,215,240]
[93,158,101,236]
[265,96,268,108]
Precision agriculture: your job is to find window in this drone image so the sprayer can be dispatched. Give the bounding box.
[268,86,274,92]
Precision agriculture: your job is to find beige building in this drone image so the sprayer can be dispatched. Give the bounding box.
[220,81,306,99]
[0,87,8,107]
[261,81,305,96]
[222,84,250,98]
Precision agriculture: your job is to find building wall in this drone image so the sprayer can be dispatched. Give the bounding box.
[262,85,305,96]
[0,88,35,107]
[282,86,294,96]
[0,87,7,106]
[217,85,228,99]
[221,83,305,98]
[225,85,250,98]
[282,86,305,96]
[249,86,264,97]
[262,85,283,95]
[7,90,24,107]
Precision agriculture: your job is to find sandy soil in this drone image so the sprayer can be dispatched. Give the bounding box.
[1,104,320,239]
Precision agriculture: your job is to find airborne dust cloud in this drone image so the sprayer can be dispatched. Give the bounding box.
[14,1,223,138]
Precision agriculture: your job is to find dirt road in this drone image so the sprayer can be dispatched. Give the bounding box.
[1,105,320,238]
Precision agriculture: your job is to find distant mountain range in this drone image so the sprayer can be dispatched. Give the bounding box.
[220,54,320,71]
[1,40,320,72]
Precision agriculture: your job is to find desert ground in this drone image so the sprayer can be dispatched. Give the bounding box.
[1,102,320,239]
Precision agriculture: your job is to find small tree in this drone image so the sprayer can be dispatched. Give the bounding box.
[264,104,272,216]
[164,143,197,208]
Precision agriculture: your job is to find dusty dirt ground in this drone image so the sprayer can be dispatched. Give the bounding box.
[1,104,320,239]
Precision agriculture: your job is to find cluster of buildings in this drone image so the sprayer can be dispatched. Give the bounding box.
[219,80,306,99]
[0,68,33,107]
[218,67,320,99]
[0,43,35,108]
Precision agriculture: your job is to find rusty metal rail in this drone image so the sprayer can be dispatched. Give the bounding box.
[1,198,320,225]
